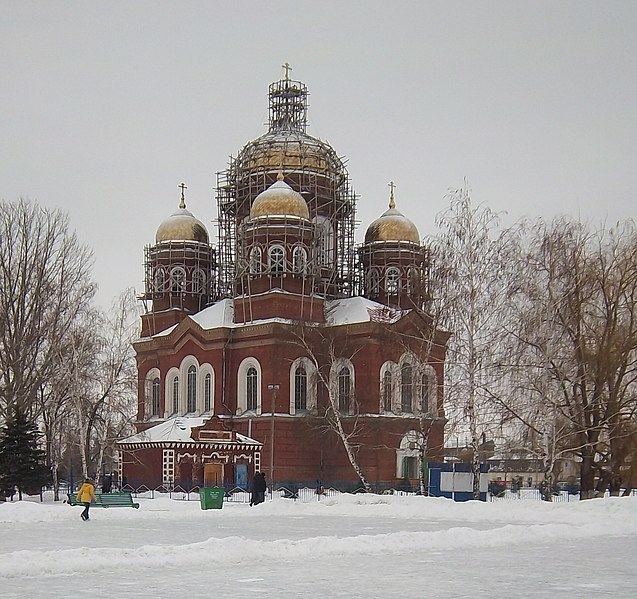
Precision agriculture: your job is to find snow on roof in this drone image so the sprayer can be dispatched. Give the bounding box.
[119,416,260,445]
[149,295,407,339]
[325,296,406,325]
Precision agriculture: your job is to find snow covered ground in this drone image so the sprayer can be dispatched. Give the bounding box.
[1,492,636,598]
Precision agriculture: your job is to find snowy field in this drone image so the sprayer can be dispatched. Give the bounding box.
[1,492,636,598]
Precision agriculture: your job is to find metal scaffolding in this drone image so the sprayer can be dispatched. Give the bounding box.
[216,77,357,300]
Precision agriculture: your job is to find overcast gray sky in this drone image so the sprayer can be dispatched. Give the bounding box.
[2,1,636,308]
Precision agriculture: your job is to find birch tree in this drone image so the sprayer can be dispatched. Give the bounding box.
[428,184,517,499]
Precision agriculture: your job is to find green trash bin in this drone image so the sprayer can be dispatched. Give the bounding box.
[199,487,224,510]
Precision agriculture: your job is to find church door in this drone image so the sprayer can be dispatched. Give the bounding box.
[204,463,223,487]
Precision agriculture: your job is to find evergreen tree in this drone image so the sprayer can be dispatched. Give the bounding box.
[0,408,51,500]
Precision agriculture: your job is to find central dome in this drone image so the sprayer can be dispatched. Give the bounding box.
[250,175,309,219]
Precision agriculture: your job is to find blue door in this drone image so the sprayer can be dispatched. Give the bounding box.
[236,464,248,490]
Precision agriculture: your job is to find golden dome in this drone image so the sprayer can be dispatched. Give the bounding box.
[364,189,420,244]
[250,174,309,219]
[156,190,209,244]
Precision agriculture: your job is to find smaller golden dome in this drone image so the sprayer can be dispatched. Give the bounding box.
[156,189,209,244]
[364,187,420,244]
[250,174,309,220]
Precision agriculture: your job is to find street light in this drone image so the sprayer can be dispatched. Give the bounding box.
[267,383,279,498]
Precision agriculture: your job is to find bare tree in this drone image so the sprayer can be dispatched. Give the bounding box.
[288,321,372,492]
[513,218,637,499]
[0,199,95,420]
[427,184,518,499]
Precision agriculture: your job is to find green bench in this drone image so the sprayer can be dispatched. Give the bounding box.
[67,491,140,509]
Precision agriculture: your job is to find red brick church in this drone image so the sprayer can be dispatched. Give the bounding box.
[117,69,449,492]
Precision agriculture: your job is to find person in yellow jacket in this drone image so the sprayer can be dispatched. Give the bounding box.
[76,478,96,521]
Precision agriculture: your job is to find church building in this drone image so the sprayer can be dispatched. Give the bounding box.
[117,69,449,493]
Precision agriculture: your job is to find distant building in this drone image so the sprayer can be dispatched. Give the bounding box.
[117,70,449,492]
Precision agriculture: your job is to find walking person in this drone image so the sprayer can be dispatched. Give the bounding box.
[250,471,267,506]
[77,478,96,521]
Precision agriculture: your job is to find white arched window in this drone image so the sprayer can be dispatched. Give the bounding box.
[192,269,206,293]
[237,358,262,415]
[153,267,166,292]
[292,246,307,274]
[289,357,317,415]
[187,365,197,413]
[170,267,186,293]
[246,367,258,410]
[367,269,380,295]
[249,246,262,274]
[418,365,437,415]
[313,216,334,266]
[294,365,307,411]
[268,245,285,274]
[330,359,355,415]
[145,368,161,420]
[386,267,400,295]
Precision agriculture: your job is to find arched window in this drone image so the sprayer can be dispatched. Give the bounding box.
[419,373,429,413]
[153,268,166,292]
[170,267,186,293]
[367,269,380,295]
[314,216,334,266]
[338,367,350,413]
[383,370,393,412]
[249,246,262,274]
[295,365,308,411]
[152,377,160,416]
[192,269,206,293]
[246,367,258,411]
[187,365,197,413]
[204,373,212,412]
[292,246,307,274]
[172,375,179,414]
[401,364,413,413]
[386,267,400,295]
[268,245,285,274]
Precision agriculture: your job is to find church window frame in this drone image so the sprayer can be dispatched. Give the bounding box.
[153,267,166,292]
[292,245,307,274]
[192,269,206,293]
[268,244,285,275]
[383,369,393,413]
[187,365,197,413]
[144,368,161,420]
[204,373,212,413]
[294,365,308,411]
[171,375,180,415]
[170,266,186,293]
[401,363,413,414]
[152,377,161,416]
[249,246,262,274]
[237,358,262,415]
[367,268,380,296]
[313,216,334,267]
[330,358,355,415]
[246,367,258,411]
[386,267,400,296]
[289,357,317,415]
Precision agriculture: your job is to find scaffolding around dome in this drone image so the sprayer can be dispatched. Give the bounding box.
[216,76,357,302]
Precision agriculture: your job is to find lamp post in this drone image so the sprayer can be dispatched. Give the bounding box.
[267,383,279,498]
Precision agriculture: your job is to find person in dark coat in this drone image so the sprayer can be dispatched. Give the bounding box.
[250,471,267,506]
